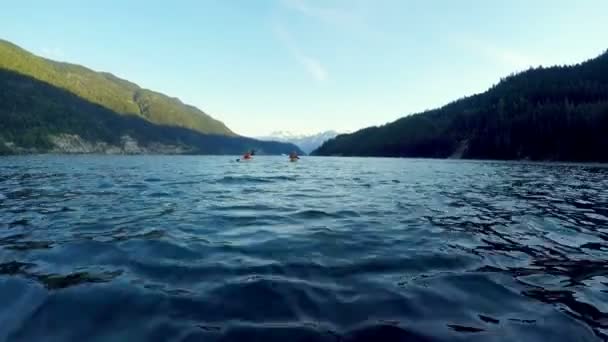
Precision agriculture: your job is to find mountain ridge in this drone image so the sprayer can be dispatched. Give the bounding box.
[257,130,340,154]
[0,38,234,136]
[0,39,303,155]
[314,50,608,162]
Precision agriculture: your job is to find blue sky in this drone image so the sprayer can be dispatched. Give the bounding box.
[2,0,607,136]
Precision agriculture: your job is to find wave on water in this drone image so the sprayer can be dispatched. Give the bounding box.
[216,175,298,185]
[0,156,607,341]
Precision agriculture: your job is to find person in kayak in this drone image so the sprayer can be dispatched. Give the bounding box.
[236,149,256,162]
[242,151,253,160]
[289,151,300,162]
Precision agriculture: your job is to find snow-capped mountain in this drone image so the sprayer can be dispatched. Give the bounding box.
[257,131,341,154]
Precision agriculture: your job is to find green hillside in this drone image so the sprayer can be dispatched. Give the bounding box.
[0,39,303,155]
[314,50,608,162]
[0,68,302,155]
[0,39,233,136]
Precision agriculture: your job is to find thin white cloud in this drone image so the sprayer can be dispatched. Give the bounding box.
[278,0,387,46]
[484,45,537,70]
[456,36,538,70]
[299,55,327,81]
[274,26,328,81]
[39,47,66,60]
[281,0,358,26]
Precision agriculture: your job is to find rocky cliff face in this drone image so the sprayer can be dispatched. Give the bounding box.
[1,134,191,155]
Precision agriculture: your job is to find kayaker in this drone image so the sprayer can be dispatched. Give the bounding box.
[289,151,300,161]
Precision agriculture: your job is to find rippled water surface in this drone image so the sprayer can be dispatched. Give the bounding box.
[1,156,607,341]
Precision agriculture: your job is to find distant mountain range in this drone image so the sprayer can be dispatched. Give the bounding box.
[257,131,341,154]
[314,50,608,162]
[0,39,302,155]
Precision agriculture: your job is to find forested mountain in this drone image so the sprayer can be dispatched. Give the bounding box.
[0,39,302,155]
[314,50,608,162]
[0,39,233,136]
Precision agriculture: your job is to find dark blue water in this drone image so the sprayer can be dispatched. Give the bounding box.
[0,156,607,341]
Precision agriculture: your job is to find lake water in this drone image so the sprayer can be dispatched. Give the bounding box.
[0,156,607,341]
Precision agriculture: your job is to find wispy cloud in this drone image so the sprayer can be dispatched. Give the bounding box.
[299,55,328,82]
[39,46,66,60]
[281,0,359,27]
[278,0,387,46]
[274,25,328,82]
[455,36,538,70]
[482,45,537,70]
